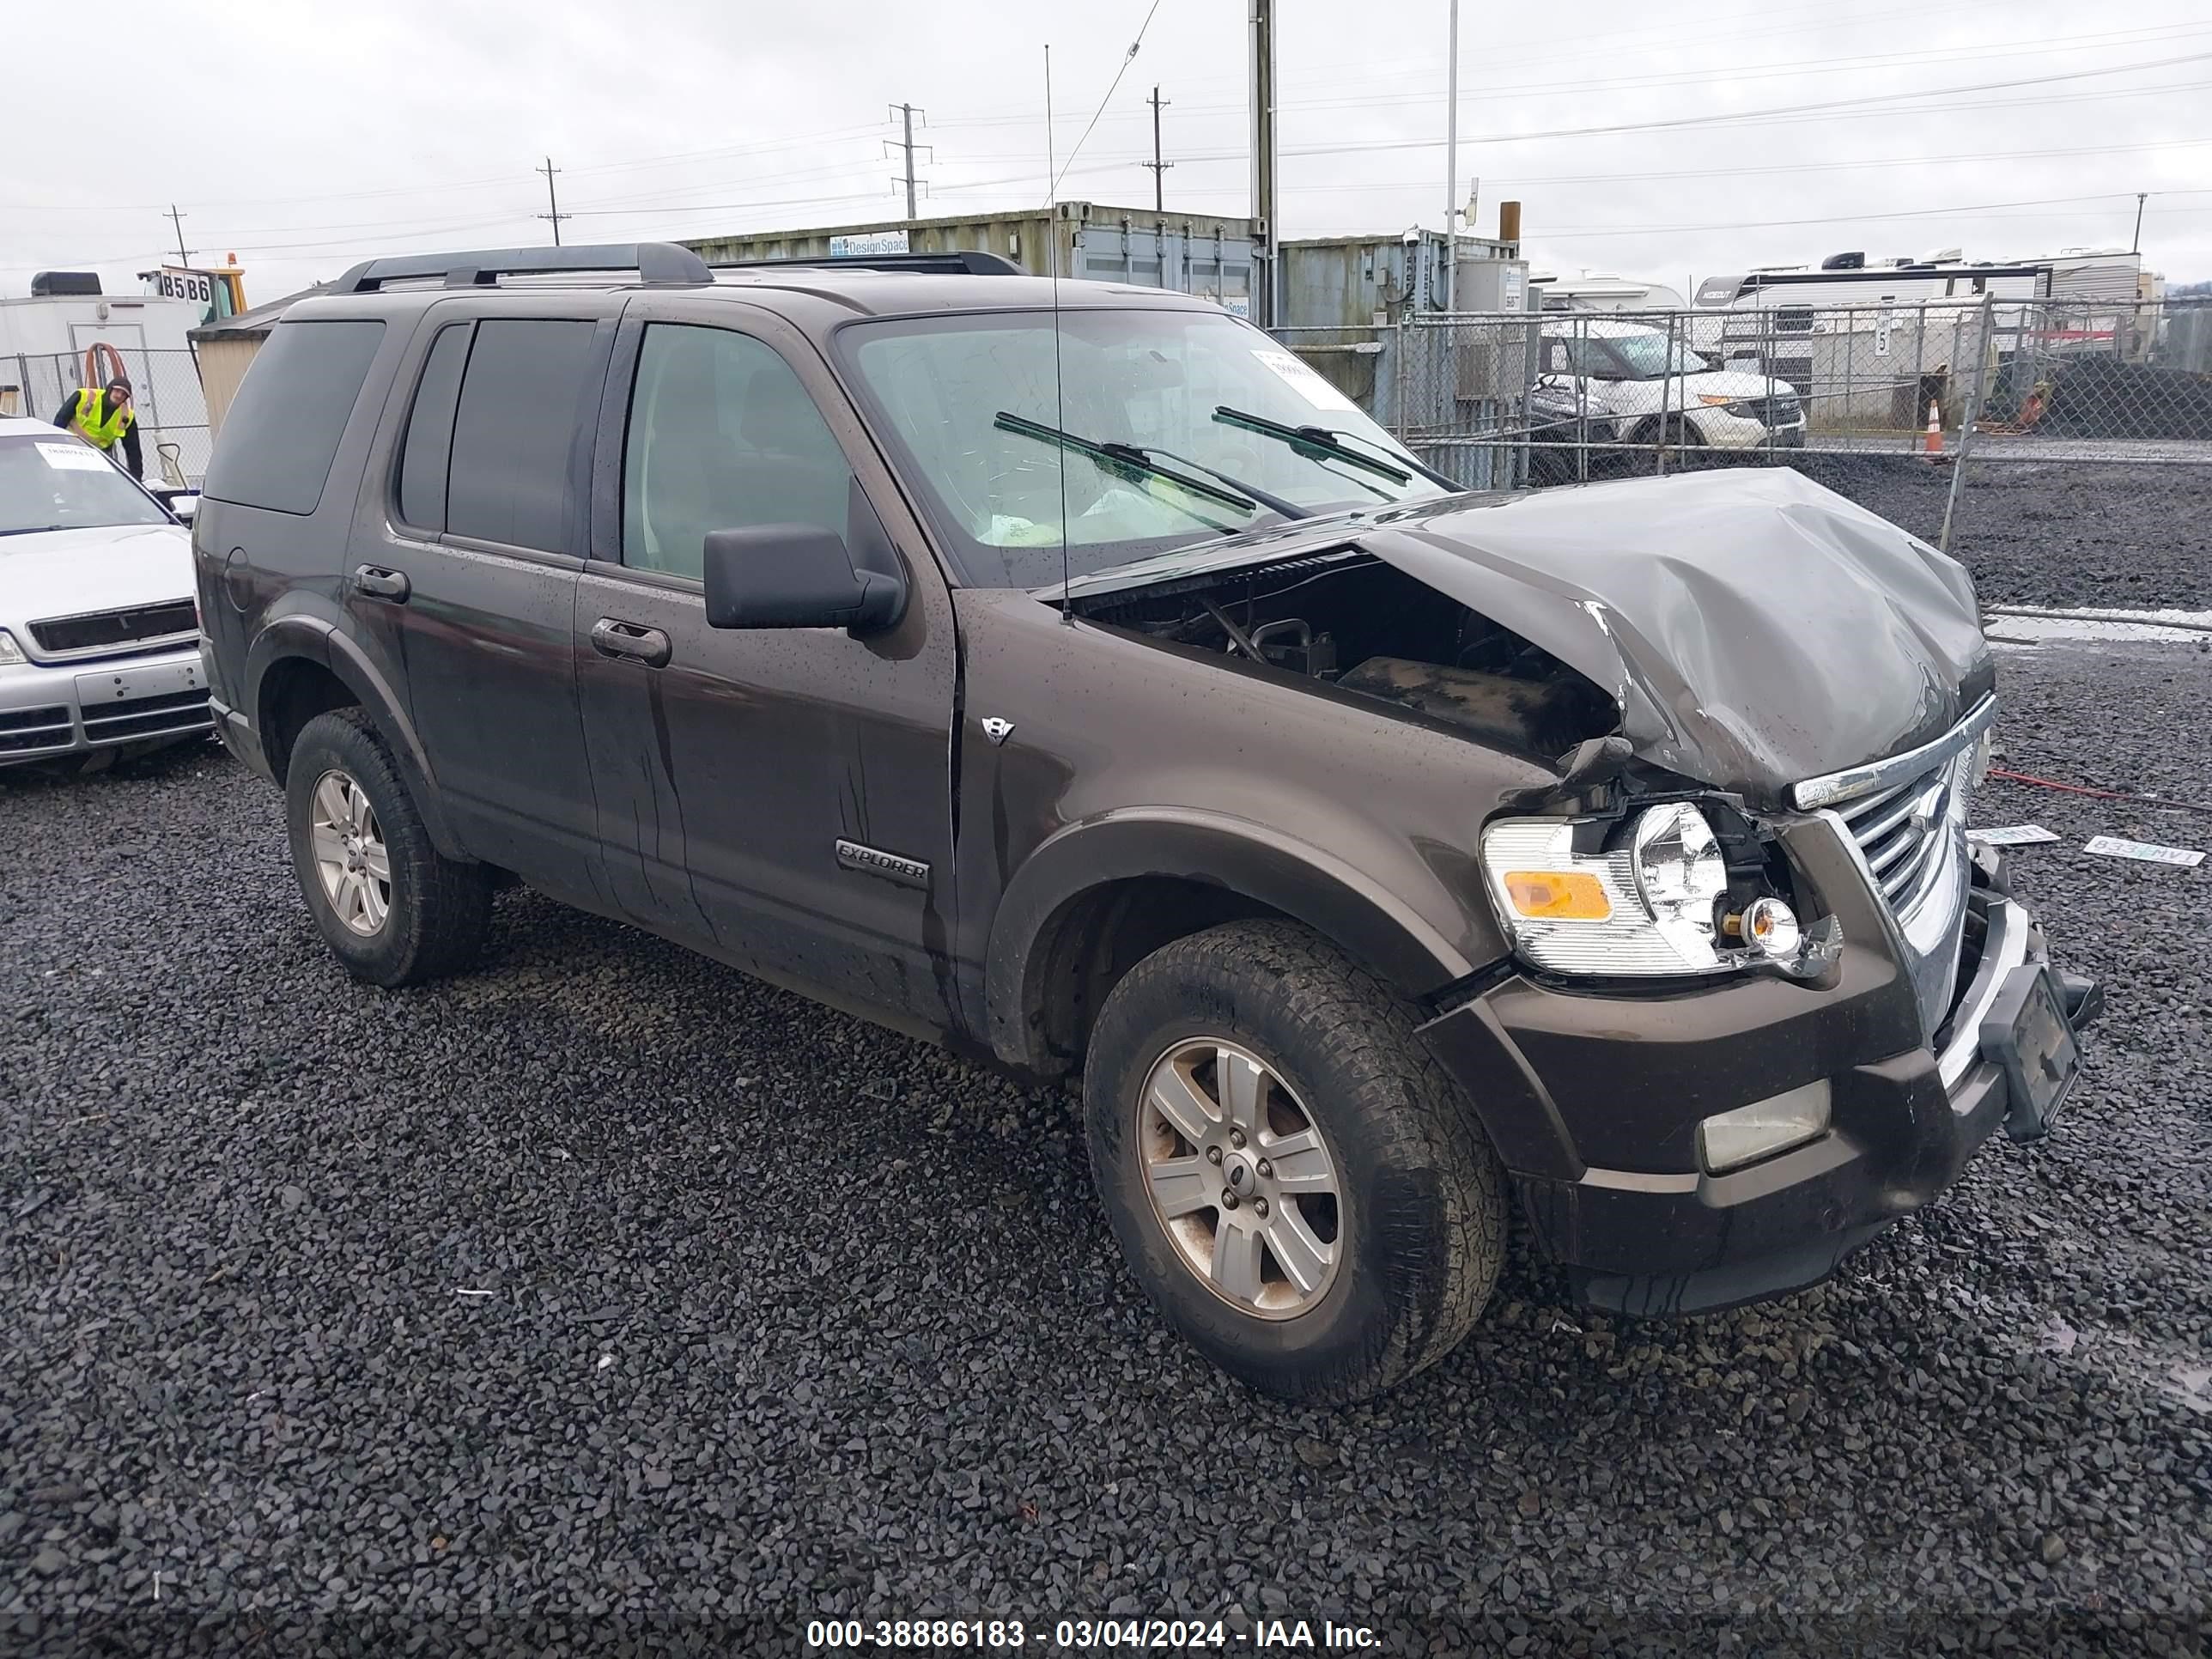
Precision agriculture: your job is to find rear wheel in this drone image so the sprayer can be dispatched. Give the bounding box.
[1083,920,1506,1402]
[284,708,491,987]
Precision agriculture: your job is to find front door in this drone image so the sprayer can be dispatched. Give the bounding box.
[574,301,960,1027]
[356,304,615,905]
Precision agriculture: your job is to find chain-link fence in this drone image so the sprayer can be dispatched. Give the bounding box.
[1279,295,2212,550]
[5,347,212,485]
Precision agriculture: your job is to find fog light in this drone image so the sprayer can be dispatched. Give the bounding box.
[1697,1079,1831,1174]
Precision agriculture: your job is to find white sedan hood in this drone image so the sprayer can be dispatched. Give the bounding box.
[0,523,197,633]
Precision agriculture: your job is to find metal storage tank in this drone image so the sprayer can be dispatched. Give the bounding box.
[683,204,1260,313]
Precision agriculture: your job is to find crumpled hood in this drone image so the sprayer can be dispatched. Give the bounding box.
[1065,469,1992,802]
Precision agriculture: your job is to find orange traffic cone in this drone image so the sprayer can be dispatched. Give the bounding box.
[1923,399,1944,455]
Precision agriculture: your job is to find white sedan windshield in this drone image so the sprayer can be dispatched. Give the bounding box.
[843,309,1449,586]
[0,436,168,539]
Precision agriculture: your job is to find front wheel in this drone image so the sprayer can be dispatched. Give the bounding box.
[284,708,492,987]
[1083,921,1507,1402]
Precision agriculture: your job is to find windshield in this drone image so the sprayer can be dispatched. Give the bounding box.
[1595,331,1711,380]
[0,435,169,538]
[841,308,1451,586]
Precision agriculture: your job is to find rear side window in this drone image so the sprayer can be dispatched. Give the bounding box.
[204,319,385,515]
[395,323,472,532]
[445,319,597,552]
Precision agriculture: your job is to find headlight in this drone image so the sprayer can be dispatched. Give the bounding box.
[1481,801,1734,975]
[0,629,25,665]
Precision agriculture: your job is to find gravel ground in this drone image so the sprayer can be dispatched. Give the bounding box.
[1787,454,2212,612]
[5,658,2211,1648]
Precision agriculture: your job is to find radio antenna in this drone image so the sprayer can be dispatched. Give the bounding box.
[1046,42,1073,623]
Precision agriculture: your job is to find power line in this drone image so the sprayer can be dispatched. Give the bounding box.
[1052,0,1165,198]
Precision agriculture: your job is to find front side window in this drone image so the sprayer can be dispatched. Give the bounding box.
[621,324,854,580]
[445,318,598,552]
[841,308,1449,588]
[0,435,169,538]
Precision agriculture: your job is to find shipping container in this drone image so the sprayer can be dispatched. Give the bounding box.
[683,204,1260,313]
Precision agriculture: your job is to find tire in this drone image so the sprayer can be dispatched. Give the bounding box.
[1632,414,1714,475]
[284,708,492,987]
[1083,920,1507,1403]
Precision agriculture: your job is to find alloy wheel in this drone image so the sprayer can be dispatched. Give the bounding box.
[1137,1037,1345,1320]
[309,769,392,937]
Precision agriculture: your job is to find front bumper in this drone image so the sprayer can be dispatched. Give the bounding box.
[0,642,214,765]
[1696,407,1809,451]
[1419,872,2100,1317]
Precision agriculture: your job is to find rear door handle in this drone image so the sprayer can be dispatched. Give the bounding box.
[351,564,410,602]
[590,617,672,668]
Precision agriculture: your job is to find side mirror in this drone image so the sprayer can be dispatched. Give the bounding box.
[702,523,906,633]
[167,494,199,525]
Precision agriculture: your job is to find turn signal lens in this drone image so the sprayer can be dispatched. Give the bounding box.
[1503,870,1612,920]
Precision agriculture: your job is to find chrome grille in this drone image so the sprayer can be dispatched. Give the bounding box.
[1796,698,1994,1041]
[1837,755,1966,915]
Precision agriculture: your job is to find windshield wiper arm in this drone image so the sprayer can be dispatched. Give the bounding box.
[993,412,1263,520]
[1212,405,1462,490]
[1111,442,1310,521]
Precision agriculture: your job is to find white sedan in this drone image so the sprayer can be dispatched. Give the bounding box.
[0,416,211,769]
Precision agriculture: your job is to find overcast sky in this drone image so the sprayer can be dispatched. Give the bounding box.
[3,0,2207,304]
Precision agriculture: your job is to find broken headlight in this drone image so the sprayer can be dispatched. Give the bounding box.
[1480,801,1814,978]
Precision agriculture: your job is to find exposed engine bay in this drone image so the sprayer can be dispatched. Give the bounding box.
[1066,550,1620,763]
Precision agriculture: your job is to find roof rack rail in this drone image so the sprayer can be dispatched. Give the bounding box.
[331,242,712,295]
[708,250,1024,277]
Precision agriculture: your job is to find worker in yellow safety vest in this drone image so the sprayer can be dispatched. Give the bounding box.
[52,378,143,479]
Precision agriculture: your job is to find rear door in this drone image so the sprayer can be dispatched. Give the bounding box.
[574,298,961,1026]
[353,301,616,904]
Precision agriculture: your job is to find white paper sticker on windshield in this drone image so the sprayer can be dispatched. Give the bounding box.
[35,441,112,473]
[1250,348,1358,412]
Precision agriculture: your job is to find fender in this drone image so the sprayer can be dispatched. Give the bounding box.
[985,806,1484,1073]
[248,614,467,863]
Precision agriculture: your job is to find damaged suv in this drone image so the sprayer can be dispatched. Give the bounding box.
[196,244,2098,1402]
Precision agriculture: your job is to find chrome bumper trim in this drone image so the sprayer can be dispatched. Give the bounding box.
[1936,896,2032,1094]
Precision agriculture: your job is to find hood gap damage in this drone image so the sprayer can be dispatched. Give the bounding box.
[1063,552,1626,773]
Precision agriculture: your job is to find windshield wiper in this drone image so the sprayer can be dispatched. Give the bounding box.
[0,526,67,538]
[1212,405,1462,491]
[993,412,1306,523]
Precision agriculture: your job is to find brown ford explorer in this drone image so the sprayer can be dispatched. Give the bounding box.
[194,243,2100,1402]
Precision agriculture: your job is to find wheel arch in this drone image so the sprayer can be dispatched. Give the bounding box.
[250,619,465,861]
[985,810,1479,1077]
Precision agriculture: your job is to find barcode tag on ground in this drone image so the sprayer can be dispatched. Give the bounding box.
[1968,824,2061,846]
[2081,835,2205,867]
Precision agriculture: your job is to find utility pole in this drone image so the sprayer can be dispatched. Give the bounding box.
[1143,86,1172,212]
[2132,191,2148,253]
[888,104,929,222]
[165,204,191,267]
[536,156,569,246]
[1443,0,1460,310]
[1249,0,1278,327]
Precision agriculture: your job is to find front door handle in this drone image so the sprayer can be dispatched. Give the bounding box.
[351,564,410,602]
[590,617,672,668]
